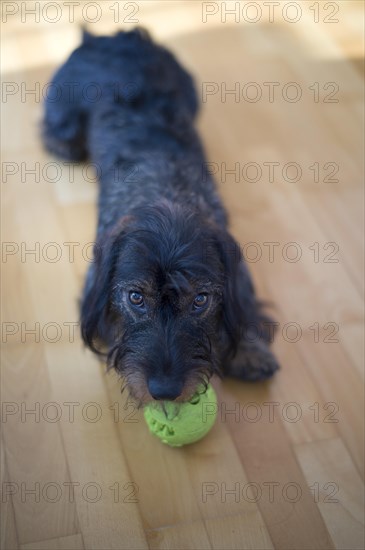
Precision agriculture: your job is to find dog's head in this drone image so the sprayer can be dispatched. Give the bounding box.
[81,201,256,403]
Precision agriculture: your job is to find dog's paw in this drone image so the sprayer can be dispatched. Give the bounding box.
[225,339,280,382]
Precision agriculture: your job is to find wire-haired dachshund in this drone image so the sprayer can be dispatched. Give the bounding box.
[42,28,279,405]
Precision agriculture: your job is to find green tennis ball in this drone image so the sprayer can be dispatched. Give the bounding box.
[143,384,218,447]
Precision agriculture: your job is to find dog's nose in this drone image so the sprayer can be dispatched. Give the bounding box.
[147,377,182,401]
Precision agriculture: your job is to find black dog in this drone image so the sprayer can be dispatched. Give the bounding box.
[42,29,279,404]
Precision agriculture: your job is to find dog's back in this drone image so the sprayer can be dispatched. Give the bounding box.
[42,28,198,162]
[43,29,228,233]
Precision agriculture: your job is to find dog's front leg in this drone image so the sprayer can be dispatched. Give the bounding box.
[224,336,280,382]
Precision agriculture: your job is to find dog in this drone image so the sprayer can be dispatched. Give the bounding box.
[42,28,279,404]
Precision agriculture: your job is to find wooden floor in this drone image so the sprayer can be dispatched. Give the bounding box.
[1,2,364,549]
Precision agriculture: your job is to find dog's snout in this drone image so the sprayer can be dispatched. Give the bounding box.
[148,377,183,401]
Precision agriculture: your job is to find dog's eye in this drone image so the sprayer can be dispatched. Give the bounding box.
[129,291,144,307]
[193,293,208,309]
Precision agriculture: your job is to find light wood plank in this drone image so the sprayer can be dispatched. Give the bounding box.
[43,343,148,550]
[295,438,365,550]
[265,338,338,446]
[146,521,211,550]
[21,534,84,550]
[2,344,79,546]
[1,436,19,550]
[220,380,335,550]
[204,512,274,550]
[295,334,364,479]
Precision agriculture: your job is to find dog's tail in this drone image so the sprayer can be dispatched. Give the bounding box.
[42,28,199,161]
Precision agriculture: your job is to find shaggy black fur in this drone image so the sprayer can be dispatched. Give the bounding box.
[42,28,279,404]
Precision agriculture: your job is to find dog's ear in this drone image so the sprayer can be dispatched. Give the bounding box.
[216,230,266,354]
[80,217,133,353]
